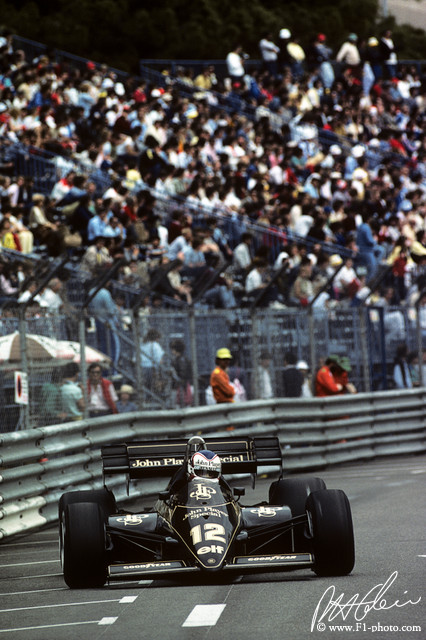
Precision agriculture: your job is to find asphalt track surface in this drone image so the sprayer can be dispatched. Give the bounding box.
[0,454,424,640]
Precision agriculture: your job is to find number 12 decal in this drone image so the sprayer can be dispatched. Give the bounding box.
[190,523,226,545]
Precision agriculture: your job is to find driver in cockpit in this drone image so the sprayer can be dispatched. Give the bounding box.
[167,436,222,491]
[188,449,221,482]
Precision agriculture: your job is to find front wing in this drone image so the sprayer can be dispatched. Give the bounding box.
[107,553,314,581]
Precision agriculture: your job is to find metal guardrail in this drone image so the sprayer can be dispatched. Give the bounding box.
[1,389,425,539]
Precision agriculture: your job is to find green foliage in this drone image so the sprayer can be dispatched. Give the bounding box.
[2,0,425,71]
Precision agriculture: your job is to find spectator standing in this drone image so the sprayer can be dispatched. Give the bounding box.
[60,362,84,422]
[116,384,138,413]
[393,344,413,389]
[309,33,334,89]
[170,338,193,407]
[226,45,246,84]
[40,369,66,425]
[210,347,235,403]
[256,350,274,399]
[356,213,386,280]
[140,328,165,394]
[315,355,344,397]
[336,33,361,76]
[86,363,118,417]
[88,282,121,371]
[380,29,398,78]
[259,33,280,77]
[296,360,313,397]
[282,351,304,397]
[285,34,306,81]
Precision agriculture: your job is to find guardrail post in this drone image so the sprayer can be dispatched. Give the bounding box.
[79,313,89,419]
[308,306,316,375]
[250,309,261,398]
[18,309,30,430]
[359,306,371,392]
[188,307,200,407]
[132,312,144,410]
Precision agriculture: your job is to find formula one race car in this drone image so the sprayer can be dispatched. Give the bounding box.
[59,436,355,588]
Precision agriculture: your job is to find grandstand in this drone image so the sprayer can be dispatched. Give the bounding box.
[0,32,424,429]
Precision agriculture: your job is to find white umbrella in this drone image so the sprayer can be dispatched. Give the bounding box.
[0,332,111,365]
[57,340,112,365]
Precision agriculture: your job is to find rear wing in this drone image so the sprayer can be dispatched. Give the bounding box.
[101,436,282,480]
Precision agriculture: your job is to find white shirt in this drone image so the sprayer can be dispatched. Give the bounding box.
[257,365,273,398]
[233,242,251,271]
[226,51,244,77]
[88,382,118,411]
[245,268,263,293]
[259,38,279,62]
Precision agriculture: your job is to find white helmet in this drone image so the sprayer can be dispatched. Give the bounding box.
[185,436,206,462]
[189,450,221,479]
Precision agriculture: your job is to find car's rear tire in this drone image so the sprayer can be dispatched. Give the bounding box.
[61,502,107,588]
[269,478,326,516]
[306,489,355,576]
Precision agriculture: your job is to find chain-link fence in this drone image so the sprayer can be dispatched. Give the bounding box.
[2,301,425,432]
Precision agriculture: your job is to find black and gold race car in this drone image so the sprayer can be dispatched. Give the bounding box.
[59,435,354,588]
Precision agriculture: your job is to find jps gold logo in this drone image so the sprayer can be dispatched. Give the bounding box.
[250,507,277,518]
[116,514,149,526]
[189,484,217,501]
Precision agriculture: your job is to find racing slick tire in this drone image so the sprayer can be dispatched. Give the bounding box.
[61,501,108,588]
[58,488,116,520]
[306,489,355,577]
[268,478,326,516]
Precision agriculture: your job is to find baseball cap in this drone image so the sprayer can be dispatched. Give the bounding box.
[317,34,326,42]
[119,384,134,394]
[337,356,352,372]
[296,360,309,370]
[330,254,343,267]
[279,28,291,39]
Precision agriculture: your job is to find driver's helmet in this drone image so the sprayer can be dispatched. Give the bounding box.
[185,436,206,462]
[189,450,222,479]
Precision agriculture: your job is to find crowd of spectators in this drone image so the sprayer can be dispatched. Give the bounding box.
[0,25,425,316]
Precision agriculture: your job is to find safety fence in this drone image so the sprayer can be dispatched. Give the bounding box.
[0,389,425,540]
[2,301,426,432]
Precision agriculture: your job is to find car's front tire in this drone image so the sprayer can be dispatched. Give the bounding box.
[306,489,355,576]
[61,502,108,588]
[269,478,327,516]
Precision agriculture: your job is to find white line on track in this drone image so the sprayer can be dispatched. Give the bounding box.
[99,617,118,625]
[0,596,137,613]
[0,587,67,596]
[0,540,56,547]
[182,604,226,627]
[3,573,63,580]
[0,620,108,633]
[0,559,58,568]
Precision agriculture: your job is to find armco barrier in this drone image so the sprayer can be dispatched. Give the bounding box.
[1,390,425,539]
